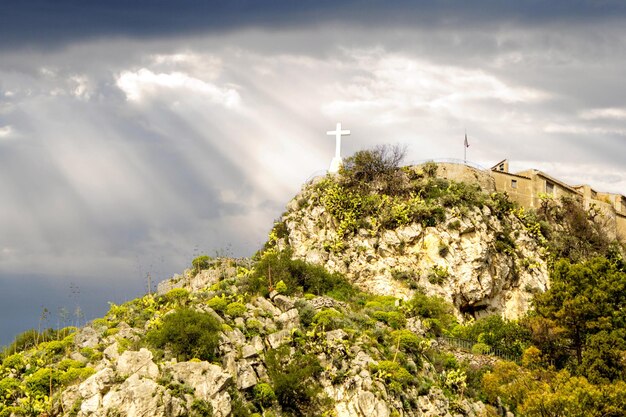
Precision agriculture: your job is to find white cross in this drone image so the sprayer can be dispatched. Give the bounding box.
[327,122,350,173]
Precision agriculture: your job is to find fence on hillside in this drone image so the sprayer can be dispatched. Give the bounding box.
[437,335,521,364]
[306,158,491,183]
[404,158,490,172]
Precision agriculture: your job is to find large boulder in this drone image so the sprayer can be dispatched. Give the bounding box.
[169,361,233,417]
[116,348,159,380]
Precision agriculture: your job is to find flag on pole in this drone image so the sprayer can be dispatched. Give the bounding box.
[464,133,469,148]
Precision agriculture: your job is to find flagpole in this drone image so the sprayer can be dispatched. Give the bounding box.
[464,129,467,164]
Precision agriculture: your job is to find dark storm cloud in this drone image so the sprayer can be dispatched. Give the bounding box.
[0,272,146,346]
[2,0,626,49]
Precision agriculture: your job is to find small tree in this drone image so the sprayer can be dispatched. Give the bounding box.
[340,144,407,195]
[147,308,221,361]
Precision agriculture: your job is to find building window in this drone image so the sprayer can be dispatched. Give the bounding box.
[511,179,518,189]
[546,181,555,195]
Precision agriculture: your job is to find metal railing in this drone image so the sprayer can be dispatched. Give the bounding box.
[437,335,521,363]
[305,158,491,183]
[404,158,490,172]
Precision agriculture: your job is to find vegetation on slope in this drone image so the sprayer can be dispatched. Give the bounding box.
[2,146,626,416]
[263,145,626,415]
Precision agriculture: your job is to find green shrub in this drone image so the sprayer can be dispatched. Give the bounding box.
[406,293,456,336]
[427,265,449,285]
[0,406,22,417]
[42,340,66,356]
[371,360,413,393]
[4,329,39,353]
[2,353,25,372]
[266,346,327,416]
[0,377,21,402]
[24,367,62,396]
[275,280,288,294]
[340,144,407,196]
[192,255,212,275]
[59,367,95,386]
[80,347,95,360]
[447,220,461,230]
[421,161,438,178]
[471,342,492,355]
[191,399,213,417]
[207,295,229,313]
[164,288,190,305]
[147,308,221,361]
[295,300,316,328]
[390,268,420,289]
[245,319,263,336]
[252,250,356,300]
[58,359,85,371]
[372,311,406,329]
[452,315,530,358]
[91,317,110,329]
[312,309,345,330]
[226,302,247,317]
[253,383,276,409]
[391,330,429,356]
[364,296,398,312]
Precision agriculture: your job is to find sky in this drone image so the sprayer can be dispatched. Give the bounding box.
[1,1,626,346]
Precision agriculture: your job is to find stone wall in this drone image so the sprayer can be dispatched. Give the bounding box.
[491,171,536,208]
[618,213,626,241]
[435,163,496,192]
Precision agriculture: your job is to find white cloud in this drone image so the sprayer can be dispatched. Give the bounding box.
[116,68,241,108]
[322,49,548,125]
[150,52,223,79]
[70,75,91,100]
[544,123,626,136]
[580,107,626,120]
[0,125,13,138]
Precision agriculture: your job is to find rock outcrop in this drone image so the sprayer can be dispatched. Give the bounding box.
[30,284,492,417]
[273,169,549,320]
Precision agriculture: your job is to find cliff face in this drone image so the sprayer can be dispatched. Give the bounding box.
[270,166,549,320]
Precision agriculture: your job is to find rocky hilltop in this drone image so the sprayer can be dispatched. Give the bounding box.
[2,148,624,417]
[268,161,548,320]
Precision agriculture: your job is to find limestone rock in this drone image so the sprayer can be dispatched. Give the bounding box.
[357,391,390,417]
[278,178,550,320]
[236,361,258,390]
[100,373,186,417]
[169,361,232,416]
[277,308,300,331]
[266,329,291,349]
[103,342,119,362]
[272,294,295,312]
[252,296,281,316]
[116,348,159,380]
[157,274,184,295]
[78,367,115,399]
[75,327,99,349]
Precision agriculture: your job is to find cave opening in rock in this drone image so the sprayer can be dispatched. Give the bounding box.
[459,303,489,319]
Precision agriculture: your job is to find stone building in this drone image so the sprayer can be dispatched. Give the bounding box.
[490,159,582,209]
[489,159,626,240]
[421,159,626,241]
